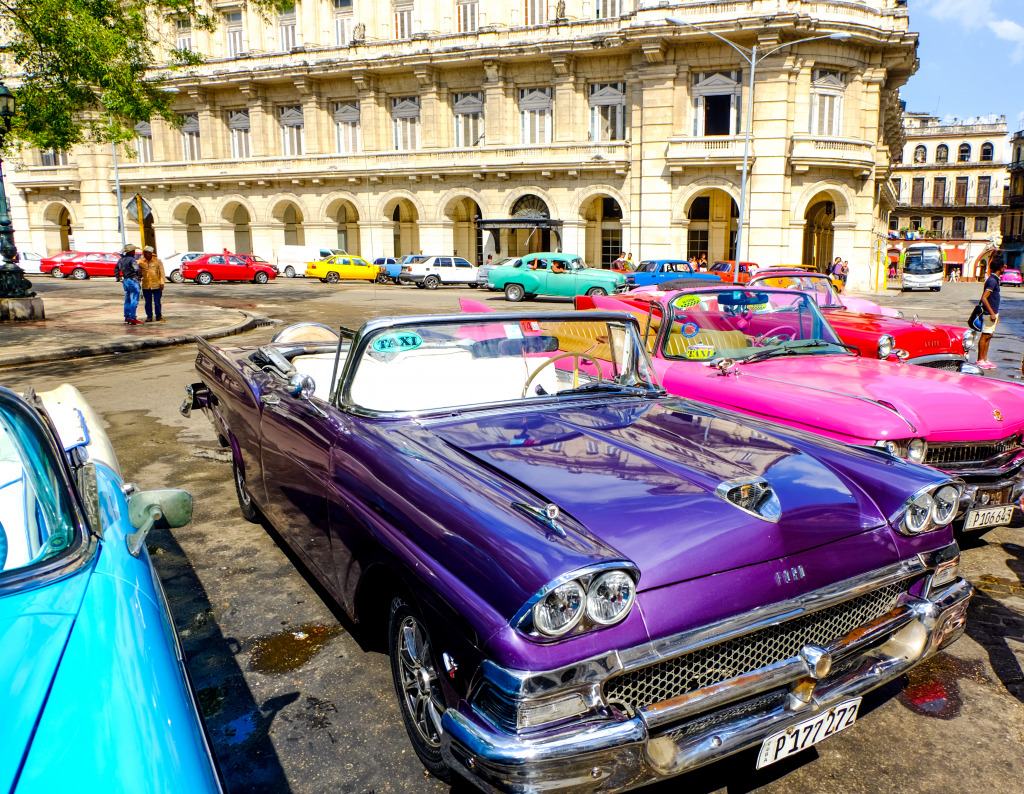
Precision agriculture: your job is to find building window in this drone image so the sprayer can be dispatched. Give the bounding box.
[977,176,991,205]
[595,0,620,18]
[914,145,927,164]
[457,0,478,32]
[910,216,922,231]
[278,2,297,51]
[932,177,946,205]
[955,176,969,205]
[525,0,546,25]
[692,71,742,136]
[453,92,484,147]
[810,69,844,137]
[892,177,901,201]
[225,11,244,56]
[889,214,900,231]
[333,0,353,44]
[687,229,709,260]
[935,144,948,163]
[519,87,552,144]
[134,122,153,163]
[589,83,626,141]
[279,105,304,155]
[175,18,193,52]
[394,0,413,39]
[930,217,943,232]
[181,113,200,160]
[952,216,966,236]
[334,101,360,153]
[40,149,68,166]
[601,227,622,268]
[957,143,971,162]
[911,177,924,204]
[391,96,420,150]
[975,216,989,233]
[980,142,994,162]
[227,110,251,159]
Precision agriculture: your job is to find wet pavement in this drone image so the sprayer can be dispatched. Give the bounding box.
[2,276,1023,793]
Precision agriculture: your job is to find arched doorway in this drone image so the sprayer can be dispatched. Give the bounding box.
[335,202,360,254]
[278,203,305,246]
[389,200,419,257]
[802,199,836,271]
[174,203,204,251]
[686,190,737,261]
[43,204,75,253]
[580,195,623,269]
[510,194,553,255]
[445,196,482,265]
[232,206,252,254]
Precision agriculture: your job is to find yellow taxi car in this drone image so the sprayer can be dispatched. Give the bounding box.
[306,254,384,283]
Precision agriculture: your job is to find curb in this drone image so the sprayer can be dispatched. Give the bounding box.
[0,311,271,369]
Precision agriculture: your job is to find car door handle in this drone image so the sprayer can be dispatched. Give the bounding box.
[261,394,281,407]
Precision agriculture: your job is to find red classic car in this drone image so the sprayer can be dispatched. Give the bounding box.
[57,252,121,279]
[182,253,277,285]
[39,251,83,277]
[747,270,977,373]
[708,260,757,283]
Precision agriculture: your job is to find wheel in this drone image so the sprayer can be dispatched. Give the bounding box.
[71,267,88,280]
[284,265,295,278]
[504,283,525,302]
[468,283,479,289]
[233,458,260,523]
[416,282,426,289]
[423,275,440,290]
[254,271,269,284]
[326,271,340,284]
[522,351,604,397]
[195,271,213,285]
[388,598,450,782]
[586,287,608,297]
[169,268,184,284]
[375,271,389,284]
[50,266,64,278]
[754,326,798,346]
[392,277,402,285]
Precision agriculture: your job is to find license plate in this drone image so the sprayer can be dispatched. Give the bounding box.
[964,505,1014,530]
[756,698,861,770]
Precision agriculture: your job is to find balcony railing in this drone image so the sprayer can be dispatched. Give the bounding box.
[890,229,988,241]
[897,196,1001,209]
[666,136,746,172]
[789,135,874,174]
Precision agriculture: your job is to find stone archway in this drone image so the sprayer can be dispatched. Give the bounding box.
[43,203,75,253]
[332,201,360,255]
[444,196,482,265]
[274,203,305,246]
[385,198,419,257]
[802,197,836,271]
[685,189,738,262]
[231,205,252,254]
[509,194,552,255]
[173,202,204,251]
[579,194,623,268]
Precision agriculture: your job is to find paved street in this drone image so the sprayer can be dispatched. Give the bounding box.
[2,276,1023,794]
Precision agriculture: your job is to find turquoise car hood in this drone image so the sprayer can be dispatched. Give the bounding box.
[0,568,92,794]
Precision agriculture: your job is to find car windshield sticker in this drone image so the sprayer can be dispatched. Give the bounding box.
[685,344,715,360]
[676,294,701,309]
[372,332,423,353]
[748,302,768,312]
[504,324,524,340]
[681,321,700,338]
[520,320,542,333]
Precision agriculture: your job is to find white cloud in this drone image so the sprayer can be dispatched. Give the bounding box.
[988,18,1024,61]
[918,0,1024,61]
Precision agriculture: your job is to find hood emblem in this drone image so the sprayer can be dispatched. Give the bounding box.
[994,410,1004,421]
[775,566,805,586]
[512,501,567,538]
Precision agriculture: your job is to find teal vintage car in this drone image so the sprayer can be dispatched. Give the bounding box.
[487,252,626,301]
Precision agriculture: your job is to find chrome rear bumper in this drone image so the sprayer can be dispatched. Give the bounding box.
[441,578,972,794]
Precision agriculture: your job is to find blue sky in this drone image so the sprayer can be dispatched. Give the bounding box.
[900,0,1024,132]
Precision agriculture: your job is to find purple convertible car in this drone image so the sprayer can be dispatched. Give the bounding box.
[183,314,971,792]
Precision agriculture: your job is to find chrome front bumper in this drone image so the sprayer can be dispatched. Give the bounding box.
[441,578,972,794]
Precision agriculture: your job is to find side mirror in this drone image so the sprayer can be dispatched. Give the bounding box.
[288,373,316,400]
[126,489,194,558]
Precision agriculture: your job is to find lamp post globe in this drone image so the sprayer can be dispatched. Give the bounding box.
[0,81,36,300]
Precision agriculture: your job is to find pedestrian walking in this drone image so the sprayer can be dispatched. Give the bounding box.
[613,252,626,270]
[975,260,1005,369]
[115,244,143,325]
[138,245,165,322]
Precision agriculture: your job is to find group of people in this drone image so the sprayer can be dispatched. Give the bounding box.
[830,257,850,291]
[115,243,165,324]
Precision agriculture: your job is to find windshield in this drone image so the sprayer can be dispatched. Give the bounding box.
[345,316,660,413]
[709,262,732,273]
[0,398,79,576]
[752,274,843,308]
[662,289,845,363]
[904,248,943,274]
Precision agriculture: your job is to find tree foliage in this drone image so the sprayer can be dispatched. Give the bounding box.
[0,0,271,152]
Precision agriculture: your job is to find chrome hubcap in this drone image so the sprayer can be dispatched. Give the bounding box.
[235,465,251,508]
[397,616,445,748]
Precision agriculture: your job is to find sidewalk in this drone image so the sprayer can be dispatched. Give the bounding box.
[0,295,266,368]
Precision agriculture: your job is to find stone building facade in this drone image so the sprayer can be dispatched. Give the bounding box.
[9,0,916,289]
[1004,130,1024,271]
[888,112,1008,280]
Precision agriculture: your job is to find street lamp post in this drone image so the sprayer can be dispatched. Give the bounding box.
[664,18,850,262]
[0,82,35,300]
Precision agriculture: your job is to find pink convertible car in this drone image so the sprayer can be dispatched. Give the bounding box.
[578,287,1024,533]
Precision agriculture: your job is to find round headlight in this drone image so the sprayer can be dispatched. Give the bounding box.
[931,484,960,525]
[586,571,636,626]
[907,438,927,463]
[904,492,935,534]
[877,334,895,359]
[877,440,900,457]
[962,329,977,352]
[533,581,585,637]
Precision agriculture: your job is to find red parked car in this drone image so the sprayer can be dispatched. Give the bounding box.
[182,252,277,284]
[39,251,85,278]
[708,260,758,283]
[57,252,121,279]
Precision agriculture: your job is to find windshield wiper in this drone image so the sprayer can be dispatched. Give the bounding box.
[740,339,839,364]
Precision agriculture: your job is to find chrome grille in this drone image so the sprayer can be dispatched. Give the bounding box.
[603,582,907,713]
[918,359,962,372]
[924,434,1022,468]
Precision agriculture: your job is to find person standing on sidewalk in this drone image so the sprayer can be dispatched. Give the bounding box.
[975,260,1005,369]
[138,246,165,322]
[114,244,143,325]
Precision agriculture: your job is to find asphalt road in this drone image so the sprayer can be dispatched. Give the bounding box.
[3,276,1023,794]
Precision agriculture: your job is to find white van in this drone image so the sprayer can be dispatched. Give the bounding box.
[276,245,343,278]
[900,243,944,292]
[399,255,479,289]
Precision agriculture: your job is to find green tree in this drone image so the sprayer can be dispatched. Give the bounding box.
[0,0,270,151]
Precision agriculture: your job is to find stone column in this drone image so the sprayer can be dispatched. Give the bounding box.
[360,222,390,256]
[242,84,271,158]
[416,67,446,149]
[191,88,219,160]
[551,55,577,144]
[353,71,382,153]
[296,78,327,156]
[483,61,509,147]
[418,222,448,254]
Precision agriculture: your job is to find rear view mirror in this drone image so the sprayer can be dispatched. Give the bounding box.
[126,489,194,558]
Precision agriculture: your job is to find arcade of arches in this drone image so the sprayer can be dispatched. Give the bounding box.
[802,198,836,271]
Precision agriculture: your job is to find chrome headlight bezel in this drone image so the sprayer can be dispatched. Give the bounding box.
[961,328,977,352]
[872,437,927,463]
[877,334,895,359]
[906,437,928,464]
[891,480,965,535]
[516,563,640,640]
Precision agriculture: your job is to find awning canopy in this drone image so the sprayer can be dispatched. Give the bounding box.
[475,218,564,231]
[943,248,966,264]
